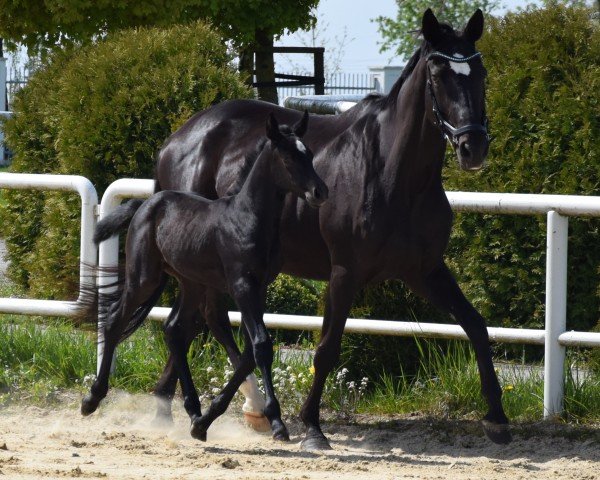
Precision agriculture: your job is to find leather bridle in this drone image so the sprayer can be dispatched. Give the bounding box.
[425,51,490,146]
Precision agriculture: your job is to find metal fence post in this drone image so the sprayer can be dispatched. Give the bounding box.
[0,50,7,166]
[544,210,568,417]
[313,48,325,95]
[96,179,155,375]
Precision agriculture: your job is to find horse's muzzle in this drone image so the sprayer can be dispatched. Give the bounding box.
[304,181,329,208]
[456,133,489,171]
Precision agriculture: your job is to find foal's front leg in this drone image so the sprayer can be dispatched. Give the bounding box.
[190,328,256,440]
[231,277,289,441]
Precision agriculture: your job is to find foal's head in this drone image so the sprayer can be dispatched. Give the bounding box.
[421,9,489,171]
[266,111,328,208]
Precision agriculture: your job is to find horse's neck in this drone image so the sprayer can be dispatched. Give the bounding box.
[380,61,447,199]
[237,146,283,220]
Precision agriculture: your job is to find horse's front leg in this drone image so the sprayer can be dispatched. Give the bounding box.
[153,295,267,428]
[415,262,511,444]
[190,328,256,440]
[300,263,357,451]
[203,290,268,430]
[231,277,289,441]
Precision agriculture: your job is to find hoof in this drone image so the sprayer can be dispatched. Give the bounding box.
[482,419,512,445]
[190,419,208,442]
[243,412,271,433]
[81,394,100,416]
[272,424,290,442]
[300,430,332,451]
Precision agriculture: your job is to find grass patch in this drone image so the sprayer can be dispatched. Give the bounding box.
[0,295,598,425]
[359,339,600,424]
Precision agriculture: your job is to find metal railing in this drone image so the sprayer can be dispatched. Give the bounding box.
[0,172,98,316]
[1,172,600,418]
[100,179,600,418]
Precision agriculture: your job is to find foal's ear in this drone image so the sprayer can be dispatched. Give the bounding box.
[293,110,309,138]
[422,8,443,46]
[266,113,283,142]
[463,9,484,43]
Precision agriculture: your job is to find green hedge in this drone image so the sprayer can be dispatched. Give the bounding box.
[444,4,600,333]
[1,21,251,298]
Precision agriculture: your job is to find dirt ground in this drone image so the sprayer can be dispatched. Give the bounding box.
[0,392,598,480]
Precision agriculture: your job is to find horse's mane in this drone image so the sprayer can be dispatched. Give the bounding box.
[358,22,457,111]
[226,137,268,196]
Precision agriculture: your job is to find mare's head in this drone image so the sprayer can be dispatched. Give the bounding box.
[265,111,328,208]
[422,9,489,171]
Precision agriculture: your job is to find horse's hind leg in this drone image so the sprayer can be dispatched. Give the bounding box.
[416,262,511,444]
[81,298,127,416]
[162,280,206,439]
[82,273,165,416]
[152,298,205,425]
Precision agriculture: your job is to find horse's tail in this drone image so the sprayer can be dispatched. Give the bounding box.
[76,267,167,344]
[94,199,144,244]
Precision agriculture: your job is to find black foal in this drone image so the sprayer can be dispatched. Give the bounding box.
[81,112,328,441]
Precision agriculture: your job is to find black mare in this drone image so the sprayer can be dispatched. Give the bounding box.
[81,113,328,441]
[108,9,512,449]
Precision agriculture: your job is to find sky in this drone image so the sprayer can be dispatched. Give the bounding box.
[277,0,540,73]
[3,0,545,80]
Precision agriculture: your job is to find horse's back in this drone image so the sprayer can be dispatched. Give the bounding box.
[155,99,362,198]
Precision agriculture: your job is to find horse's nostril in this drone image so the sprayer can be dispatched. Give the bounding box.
[460,142,472,158]
[312,188,321,200]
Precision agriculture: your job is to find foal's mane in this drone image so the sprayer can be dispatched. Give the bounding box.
[226,124,298,196]
[226,138,267,196]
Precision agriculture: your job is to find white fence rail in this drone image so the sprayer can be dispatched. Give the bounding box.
[1,172,600,419]
[0,173,97,316]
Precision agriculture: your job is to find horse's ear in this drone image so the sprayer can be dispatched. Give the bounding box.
[266,113,283,142]
[293,110,309,138]
[422,8,443,46]
[463,9,484,43]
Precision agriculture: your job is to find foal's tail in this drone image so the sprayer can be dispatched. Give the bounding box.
[103,275,168,343]
[94,199,144,244]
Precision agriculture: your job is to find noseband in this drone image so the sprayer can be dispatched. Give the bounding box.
[426,51,490,146]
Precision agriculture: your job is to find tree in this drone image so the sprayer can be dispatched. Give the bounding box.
[0,21,251,297]
[279,5,354,77]
[374,0,500,60]
[0,0,320,103]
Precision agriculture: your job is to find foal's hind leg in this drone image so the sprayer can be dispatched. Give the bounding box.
[415,262,511,444]
[152,300,205,425]
[82,274,165,416]
[162,280,207,439]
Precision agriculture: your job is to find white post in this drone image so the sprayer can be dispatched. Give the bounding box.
[96,179,154,374]
[544,210,568,418]
[0,54,7,166]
